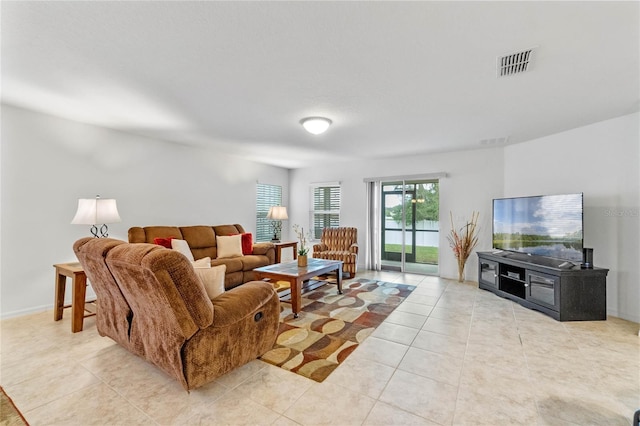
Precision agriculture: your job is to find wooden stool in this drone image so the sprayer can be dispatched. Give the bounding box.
[53,262,95,333]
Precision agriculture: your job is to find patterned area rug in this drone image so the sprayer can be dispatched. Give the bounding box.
[260,276,415,382]
[1,386,28,425]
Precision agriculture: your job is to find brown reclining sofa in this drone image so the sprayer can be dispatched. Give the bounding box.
[73,237,280,391]
[128,224,275,289]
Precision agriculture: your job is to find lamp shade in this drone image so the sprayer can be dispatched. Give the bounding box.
[266,206,288,220]
[71,197,121,225]
[300,117,332,135]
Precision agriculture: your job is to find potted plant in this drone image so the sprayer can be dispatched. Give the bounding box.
[447,211,479,282]
[293,224,311,267]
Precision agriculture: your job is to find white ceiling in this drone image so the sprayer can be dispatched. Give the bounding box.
[2,1,638,169]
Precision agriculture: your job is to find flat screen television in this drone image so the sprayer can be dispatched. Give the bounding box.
[493,193,584,262]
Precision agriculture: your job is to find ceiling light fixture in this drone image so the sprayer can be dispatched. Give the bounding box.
[300,117,332,135]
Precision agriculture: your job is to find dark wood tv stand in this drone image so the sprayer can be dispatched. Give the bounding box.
[477,251,608,321]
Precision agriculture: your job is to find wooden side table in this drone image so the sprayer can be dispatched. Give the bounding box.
[53,262,96,333]
[274,241,298,263]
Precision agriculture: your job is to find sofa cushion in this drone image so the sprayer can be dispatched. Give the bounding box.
[195,265,226,299]
[192,257,211,268]
[241,254,271,271]
[217,235,243,259]
[211,257,243,273]
[213,224,244,236]
[313,251,357,262]
[134,226,183,243]
[153,237,175,248]
[241,233,253,255]
[180,226,216,248]
[171,239,195,261]
[180,226,217,260]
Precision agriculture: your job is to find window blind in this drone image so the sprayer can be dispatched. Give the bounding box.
[311,185,341,239]
[256,183,282,242]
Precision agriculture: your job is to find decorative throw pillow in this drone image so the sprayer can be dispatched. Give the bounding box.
[241,233,253,255]
[216,234,243,259]
[153,237,175,248]
[171,239,195,262]
[191,257,211,269]
[194,265,226,299]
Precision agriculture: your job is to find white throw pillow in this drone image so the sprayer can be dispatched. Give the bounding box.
[216,235,243,259]
[171,239,195,262]
[191,257,211,269]
[194,265,226,299]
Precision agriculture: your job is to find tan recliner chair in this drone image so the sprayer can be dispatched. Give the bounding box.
[312,227,358,277]
[74,237,280,391]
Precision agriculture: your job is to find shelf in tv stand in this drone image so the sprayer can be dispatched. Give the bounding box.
[477,252,608,321]
[499,274,525,285]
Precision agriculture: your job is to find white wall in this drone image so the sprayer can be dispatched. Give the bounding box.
[3,104,636,323]
[1,105,288,318]
[503,112,639,322]
[288,148,505,282]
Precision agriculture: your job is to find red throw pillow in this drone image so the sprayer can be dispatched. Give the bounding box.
[241,233,253,255]
[153,237,175,249]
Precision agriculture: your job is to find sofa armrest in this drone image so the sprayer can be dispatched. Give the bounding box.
[349,243,359,255]
[211,281,279,328]
[251,242,275,264]
[313,243,328,252]
[251,242,273,255]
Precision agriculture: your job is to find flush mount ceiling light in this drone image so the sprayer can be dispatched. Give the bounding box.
[300,117,332,135]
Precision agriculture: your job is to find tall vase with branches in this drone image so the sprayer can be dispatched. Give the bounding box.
[447,211,479,282]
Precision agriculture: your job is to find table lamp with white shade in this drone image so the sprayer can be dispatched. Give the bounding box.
[71,195,121,238]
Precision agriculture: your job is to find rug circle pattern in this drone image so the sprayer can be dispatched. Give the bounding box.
[260,277,415,382]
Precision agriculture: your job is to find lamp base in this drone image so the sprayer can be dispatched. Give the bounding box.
[90,224,110,238]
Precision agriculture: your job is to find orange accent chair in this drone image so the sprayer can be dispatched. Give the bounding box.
[312,227,358,277]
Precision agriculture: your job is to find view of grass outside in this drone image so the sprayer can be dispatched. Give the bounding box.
[384,244,439,264]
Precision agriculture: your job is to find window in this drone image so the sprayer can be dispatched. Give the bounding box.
[310,183,341,239]
[256,183,282,242]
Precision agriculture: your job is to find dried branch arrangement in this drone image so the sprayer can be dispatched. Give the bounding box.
[447,211,479,282]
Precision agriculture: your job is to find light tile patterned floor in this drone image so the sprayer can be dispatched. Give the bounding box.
[1,271,638,425]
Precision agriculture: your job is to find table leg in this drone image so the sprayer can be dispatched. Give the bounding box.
[71,272,88,333]
[336,265,343,294]
[291,277,301,318]
[54,272,66,321]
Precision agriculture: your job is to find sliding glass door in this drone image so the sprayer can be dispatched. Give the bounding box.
[381,180,439,275]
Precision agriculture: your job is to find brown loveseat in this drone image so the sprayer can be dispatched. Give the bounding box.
[74,237,280,391]
[128,224,275,289]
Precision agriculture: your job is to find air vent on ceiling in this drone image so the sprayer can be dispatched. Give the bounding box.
[497,48,535,77]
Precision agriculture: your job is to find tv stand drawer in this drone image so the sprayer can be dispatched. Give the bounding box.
[526,271,559,310]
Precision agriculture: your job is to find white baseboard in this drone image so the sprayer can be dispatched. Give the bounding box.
[1,304,51,320]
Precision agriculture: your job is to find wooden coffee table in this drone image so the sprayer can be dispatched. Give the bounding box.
[253,258,343,318]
